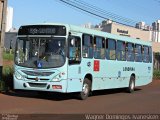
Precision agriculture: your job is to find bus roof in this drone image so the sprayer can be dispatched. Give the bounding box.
[19,23,152,46]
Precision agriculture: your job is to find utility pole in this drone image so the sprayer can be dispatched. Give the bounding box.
[0,0,7,91]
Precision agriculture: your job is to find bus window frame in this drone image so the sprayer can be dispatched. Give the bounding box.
[93,36,105,59]
[106,38,116,60]
[68,36,81,65]
[149,46,152,63]
[82,34,93,59]
[126,42,135,62]
[135,44,143,62]
[116,40,126,61]
[143,45,149,63]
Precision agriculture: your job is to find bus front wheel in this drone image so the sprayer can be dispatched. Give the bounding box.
[127,76,135,93]
[78,78,91,100]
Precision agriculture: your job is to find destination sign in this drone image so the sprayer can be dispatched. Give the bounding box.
[29,28,56,35]
[18,25,66,36]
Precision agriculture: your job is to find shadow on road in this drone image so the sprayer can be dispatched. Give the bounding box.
[3,88,142,101]
[3,90,76,101]
[91,88,141,97]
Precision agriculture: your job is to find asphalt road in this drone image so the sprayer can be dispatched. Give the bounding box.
[0,80,160,114]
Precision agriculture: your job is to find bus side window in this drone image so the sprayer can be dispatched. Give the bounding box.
[143,46,149,63]
[94,36,105,59]
[107,39,116,60]
[116,41,126,61]
[149,47,152,63]
[69,36,81,64]
[126,42,134,62]
[135,44,142,62]
[82,34,93,58]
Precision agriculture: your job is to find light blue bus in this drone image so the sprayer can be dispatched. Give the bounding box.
[14,23,153,100]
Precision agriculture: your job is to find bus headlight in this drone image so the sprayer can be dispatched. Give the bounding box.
[15,71,23,80]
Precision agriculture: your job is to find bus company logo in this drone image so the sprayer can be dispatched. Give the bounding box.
[87,62,91,67]
[35,77,39,81]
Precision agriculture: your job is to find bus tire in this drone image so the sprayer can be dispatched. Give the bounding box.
[78,78,91,100]
[127,76,135,93]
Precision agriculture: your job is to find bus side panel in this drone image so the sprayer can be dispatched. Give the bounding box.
[67,64,83,92]
[92,60,130,90]
[134,63,153,87]
[91,60,153,91]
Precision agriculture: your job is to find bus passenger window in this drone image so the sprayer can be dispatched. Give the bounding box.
[94,36,105,59]
[143,46,149,63]
[106,39,116,60]
[149,47,152,63]
[69,36,81,64]
[126,43,134,62]
[82,34,93,58]
[116,41,126,61]
[135,44,142,62]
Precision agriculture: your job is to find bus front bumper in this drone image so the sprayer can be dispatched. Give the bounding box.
[13,76,68,93]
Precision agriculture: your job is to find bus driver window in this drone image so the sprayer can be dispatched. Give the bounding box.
[69,36,81,64]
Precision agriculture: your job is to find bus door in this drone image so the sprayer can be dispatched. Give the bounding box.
[67,36,82,92]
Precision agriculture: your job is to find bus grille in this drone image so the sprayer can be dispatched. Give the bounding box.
[22,70,54,76]
[28,83,47,88]
[27,78,49,81]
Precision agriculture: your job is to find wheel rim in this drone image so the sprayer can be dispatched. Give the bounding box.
[82,83,89,95]
[131,80,134,90]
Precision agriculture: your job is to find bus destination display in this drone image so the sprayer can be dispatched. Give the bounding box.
[18,25,66,36]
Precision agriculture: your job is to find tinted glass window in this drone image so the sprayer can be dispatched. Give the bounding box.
[94,36,105,59]
[143,46,149,63]
[82,34,93,58]
[135,44,142,62]
[116,41,126,61]
[126,43,134,61]
[106,39,116,60]
[69,36,81,64]
[149,47,152,63]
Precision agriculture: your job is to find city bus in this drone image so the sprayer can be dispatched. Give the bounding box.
[14,23,153,100]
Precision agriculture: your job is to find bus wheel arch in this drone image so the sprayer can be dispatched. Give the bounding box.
[127,74,136,93]
[78,74,92,100]
[84,74,92,89]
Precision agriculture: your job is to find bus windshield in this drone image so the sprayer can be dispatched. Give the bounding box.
[15,37,66,68]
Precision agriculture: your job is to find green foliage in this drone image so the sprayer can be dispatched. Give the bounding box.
[3,52,14,60]
[3,66,13,75]
[153,70,160,79]
[2,66,14,90]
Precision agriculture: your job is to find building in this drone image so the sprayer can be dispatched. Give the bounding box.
[82,22,94,29]
[94,20,160,53]
[100,20,152,41]
[152,20,160,43]
[5,6,13,32]
[4,31,17,51]
[135,21,152,31]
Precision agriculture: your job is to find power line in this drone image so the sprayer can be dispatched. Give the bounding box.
[55,0,103,21]
[59,0,107,19]
[58,0,138,27]
[74,0,137,24]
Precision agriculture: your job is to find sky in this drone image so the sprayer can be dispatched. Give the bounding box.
[8,0,160,29]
